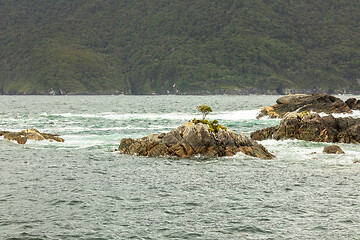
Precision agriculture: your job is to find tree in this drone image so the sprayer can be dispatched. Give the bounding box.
[197,105,212,120]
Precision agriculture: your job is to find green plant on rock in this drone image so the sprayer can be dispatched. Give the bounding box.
[197,105,212,120]
[191,118,228,133]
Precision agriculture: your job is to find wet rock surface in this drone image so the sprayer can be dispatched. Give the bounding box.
[323,145,345,154]
[345,98,360,110]
[118,122,275,159]
[257,93,352,119]
[251,112,360,144]
[0,128,64,144]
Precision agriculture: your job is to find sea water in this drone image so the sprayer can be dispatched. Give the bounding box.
[1,95,360,239]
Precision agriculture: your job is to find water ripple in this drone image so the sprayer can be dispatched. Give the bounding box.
[1,95,360,239]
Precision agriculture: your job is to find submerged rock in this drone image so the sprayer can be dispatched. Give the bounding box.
[323,145,345,154]
[251,112,360,144]
[0,128,64,144]
[118,122,275,159]
[257,93,352,119]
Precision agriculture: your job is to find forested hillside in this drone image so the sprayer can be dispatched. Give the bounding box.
[0,0,359,94]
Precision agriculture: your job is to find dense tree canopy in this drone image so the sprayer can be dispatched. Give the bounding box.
[0,0,359,94]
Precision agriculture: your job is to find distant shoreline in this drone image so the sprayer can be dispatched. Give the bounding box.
[1,88,360,96]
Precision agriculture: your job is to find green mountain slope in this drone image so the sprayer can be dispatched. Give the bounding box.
[0,0,359,94]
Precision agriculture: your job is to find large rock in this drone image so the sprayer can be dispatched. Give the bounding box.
[251,112,360,143]
[345,98,360,110]
[118,122,275,159]
[257,93,352,119]
[0,128,64,144]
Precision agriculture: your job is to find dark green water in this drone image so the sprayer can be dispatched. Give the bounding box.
[1,95,360,239]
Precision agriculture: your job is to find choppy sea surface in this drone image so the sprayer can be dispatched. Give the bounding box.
[1,95,360,240]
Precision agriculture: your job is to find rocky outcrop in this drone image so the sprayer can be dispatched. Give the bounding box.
[323,145,345,154]
[251,112,360,143]
[0,129,64,144]
[345,98,360,110]
[118,122,275,159]
[257,93,352,119]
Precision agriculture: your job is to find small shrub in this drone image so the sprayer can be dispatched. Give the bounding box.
[196,105,212,120]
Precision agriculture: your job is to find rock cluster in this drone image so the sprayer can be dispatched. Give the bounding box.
[251,112,360,144]
[118,122,275,159]
[257,93,352,119]
[0,129,64,144]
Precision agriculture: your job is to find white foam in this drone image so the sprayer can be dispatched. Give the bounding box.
[33,134,116,149]
[47,112,195,121]
[258,139,360,164]
[318,110,360,118]
[212,110,259,120]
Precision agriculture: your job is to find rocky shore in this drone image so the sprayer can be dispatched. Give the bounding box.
[2,93,358,160]
[0,129,64,144]
[118,121,275,159]
[251,112,360,144]
[2,88,360,96]
[257,93,353,119]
